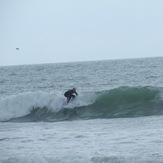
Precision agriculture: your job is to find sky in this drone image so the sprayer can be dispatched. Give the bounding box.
[0,0,163,66]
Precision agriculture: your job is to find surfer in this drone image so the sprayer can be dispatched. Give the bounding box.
[64,88,78,104]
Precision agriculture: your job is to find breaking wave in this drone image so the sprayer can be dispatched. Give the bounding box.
[0,86,163,122]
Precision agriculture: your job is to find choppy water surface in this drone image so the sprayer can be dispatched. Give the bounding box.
[1,57,163,163]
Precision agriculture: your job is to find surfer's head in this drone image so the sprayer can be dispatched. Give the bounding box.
[73,88,76,91]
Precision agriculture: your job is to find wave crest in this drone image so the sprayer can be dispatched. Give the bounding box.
[1,86,163,122]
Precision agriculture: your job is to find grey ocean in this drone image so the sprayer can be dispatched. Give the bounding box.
[1,57,163,163]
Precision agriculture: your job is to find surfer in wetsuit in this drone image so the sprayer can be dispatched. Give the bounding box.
[64,88,78,104]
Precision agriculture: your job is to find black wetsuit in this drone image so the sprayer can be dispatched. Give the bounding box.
[64,90,78,103]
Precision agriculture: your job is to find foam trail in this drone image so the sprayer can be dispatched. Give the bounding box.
[0,91,64,121]
[0,91,96,121]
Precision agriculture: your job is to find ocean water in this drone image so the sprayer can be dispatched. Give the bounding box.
[0,57,163,163]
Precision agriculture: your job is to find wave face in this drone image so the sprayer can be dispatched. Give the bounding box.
[0,86,163,122]
[87,86,163,119]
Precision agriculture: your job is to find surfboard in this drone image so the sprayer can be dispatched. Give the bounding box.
[62,96,77,109]
[62,104,74,109]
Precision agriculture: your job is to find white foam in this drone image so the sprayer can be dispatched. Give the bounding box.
[0,91,96,121]
[0,91,62,121]
[1,117,163,163]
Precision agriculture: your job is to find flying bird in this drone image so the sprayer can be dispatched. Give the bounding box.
[16,48,19,50]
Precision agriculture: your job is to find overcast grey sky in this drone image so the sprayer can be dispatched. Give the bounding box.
[0,0,163,66]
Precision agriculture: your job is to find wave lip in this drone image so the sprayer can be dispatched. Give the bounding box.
[1,86,163,122]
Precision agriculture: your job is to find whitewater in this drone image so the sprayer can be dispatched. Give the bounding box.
[1,57,163,163]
